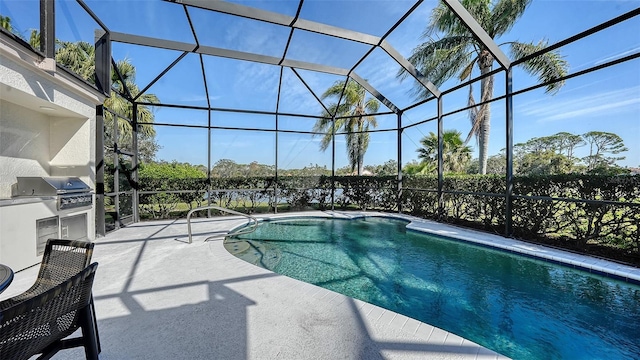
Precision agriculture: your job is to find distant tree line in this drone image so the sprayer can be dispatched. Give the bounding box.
[503,130,628,175]
[405,130,631,176]
[137,127,631,182]
[208,159,399,178]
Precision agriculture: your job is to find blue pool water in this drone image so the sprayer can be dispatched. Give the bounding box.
[225,217,640,359]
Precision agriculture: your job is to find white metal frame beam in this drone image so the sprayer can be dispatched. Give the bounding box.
[441,0,511,69]
[166,0,440,98]
[111,31,401,113]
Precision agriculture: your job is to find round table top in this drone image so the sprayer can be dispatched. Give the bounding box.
[0,263,14,294]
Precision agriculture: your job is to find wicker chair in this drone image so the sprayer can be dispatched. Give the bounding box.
[0,262,100,360]
[0,239,94,309]
[0,239,100,353]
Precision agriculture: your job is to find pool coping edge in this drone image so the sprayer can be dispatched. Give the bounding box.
[323,210,640,285]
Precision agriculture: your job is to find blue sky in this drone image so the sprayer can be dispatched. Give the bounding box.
[2,0,639,169]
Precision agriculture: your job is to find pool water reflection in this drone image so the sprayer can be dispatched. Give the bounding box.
[226,217,640,359]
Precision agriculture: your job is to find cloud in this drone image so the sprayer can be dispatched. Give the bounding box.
[543,98,638,122]
[279,80,324,114]
[356,52,402,90]
[570,43,640,72]
[521,87,640,122]
[594,45,640,66]
[222,16,286,56]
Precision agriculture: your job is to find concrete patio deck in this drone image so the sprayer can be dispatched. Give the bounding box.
[2,211,507,359]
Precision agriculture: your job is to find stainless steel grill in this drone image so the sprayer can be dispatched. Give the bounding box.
[13,177,93,210]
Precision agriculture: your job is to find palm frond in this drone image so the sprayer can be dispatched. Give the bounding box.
[364,98,380,114]
[115,58,137,83]
[491,0,533,37]
[312,117,333,133]
[418,131,438,162]
[364,115,378,129]
[29,29,40,49]
[429,0,495,37]
[510,40,568,94]
[417,129,473,173]
[427,2,470,38]
[461,0,493,32]
[319,132,333,152]
[321,81,347,100]
[0,15,13,32]
[458,59,476,82]
[314,80,379,168]
[55,40,95,81]
[403,36,475,99]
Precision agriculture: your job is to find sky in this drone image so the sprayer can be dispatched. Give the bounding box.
[1,0,639,170]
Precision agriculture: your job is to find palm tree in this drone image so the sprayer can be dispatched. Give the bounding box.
[313,80,380,175]
[418,130,472,173]
[29,29,39,49]
[401,0,568,174]
[54,41,159,158]
[105,58,159,145]
[12,30,159,146]
[403,160,436,175]
[55,40,95,80]
[0,15,12,33]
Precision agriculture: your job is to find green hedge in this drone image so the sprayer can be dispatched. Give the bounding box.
[276,176,331,210]
[334,176,397,211]
[403,174,640,259]
[512,174,640,254]
[133,174,640,262]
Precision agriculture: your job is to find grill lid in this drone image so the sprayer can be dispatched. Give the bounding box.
[13,177,91,196]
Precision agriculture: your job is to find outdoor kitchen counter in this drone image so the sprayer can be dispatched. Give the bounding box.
[0,196,56,207]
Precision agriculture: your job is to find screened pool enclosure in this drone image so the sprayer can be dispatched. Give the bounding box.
[4,0,638,264]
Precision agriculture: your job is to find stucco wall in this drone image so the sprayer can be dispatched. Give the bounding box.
[0,100,51,197]
[0,199,58,270]
[0,45,96,120]
[0,34,104,270]
[49,116,92,178]
[0,100,92,198]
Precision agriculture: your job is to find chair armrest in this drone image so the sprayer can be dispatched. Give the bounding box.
[0,263,98,360]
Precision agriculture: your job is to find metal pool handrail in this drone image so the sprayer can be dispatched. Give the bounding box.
[186,205,259,244]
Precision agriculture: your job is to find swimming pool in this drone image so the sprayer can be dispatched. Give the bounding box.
[225,216,640,359]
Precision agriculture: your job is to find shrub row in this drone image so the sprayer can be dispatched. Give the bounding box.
[402,174,640,261]
[133,174,640,262]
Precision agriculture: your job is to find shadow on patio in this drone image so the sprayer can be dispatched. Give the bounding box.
[94,278,258,360]
[3,215,502,359]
